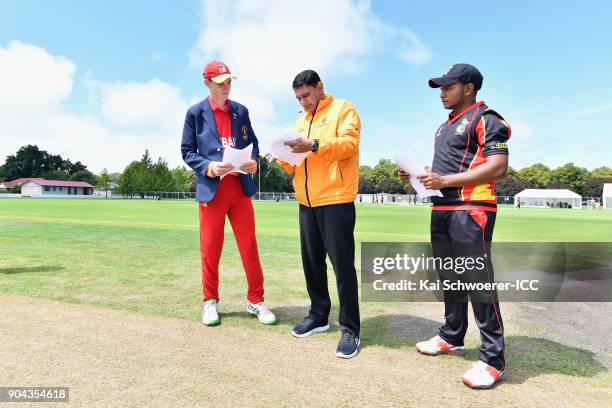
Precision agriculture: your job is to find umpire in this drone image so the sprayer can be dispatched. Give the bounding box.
[280,70,361,358]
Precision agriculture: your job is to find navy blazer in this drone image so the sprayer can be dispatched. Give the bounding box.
[181,98,259,203]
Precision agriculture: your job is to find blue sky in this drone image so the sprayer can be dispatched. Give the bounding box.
[1,0,610,173]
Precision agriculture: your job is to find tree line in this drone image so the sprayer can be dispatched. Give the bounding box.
[1,145,610,197]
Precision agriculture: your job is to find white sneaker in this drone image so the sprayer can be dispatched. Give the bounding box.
[247,302,277,325]
[416,335,465,356]
[202,299,220,326]
[462,360,506,389]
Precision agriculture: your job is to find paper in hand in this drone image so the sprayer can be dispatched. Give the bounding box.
[395,154,443,198]
[268,132,311,166]
[221,143,253,178]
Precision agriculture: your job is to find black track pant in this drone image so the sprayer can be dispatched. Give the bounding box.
[431,209,505,371]
[299,203,360,335]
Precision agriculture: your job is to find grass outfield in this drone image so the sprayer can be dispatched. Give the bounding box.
[1,198,611,398]
[1,198,611,316]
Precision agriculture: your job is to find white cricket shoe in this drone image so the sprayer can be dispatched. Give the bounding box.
[247,302,277,325]
[416,335,465,356]
[202,299,220,326]
[462,360,506,389]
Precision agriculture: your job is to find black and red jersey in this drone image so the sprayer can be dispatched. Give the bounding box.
[431,101,511,211]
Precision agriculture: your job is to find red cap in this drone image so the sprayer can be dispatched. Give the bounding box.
[203,60,236,83]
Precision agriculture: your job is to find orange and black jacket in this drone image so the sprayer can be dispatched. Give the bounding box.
[280,94,360,207]
[431,101,511,212]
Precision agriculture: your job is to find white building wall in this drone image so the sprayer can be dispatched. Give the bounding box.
[604,184,611,210]
[21,184,42,196]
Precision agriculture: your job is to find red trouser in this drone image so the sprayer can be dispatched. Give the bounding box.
[198,175,264,303]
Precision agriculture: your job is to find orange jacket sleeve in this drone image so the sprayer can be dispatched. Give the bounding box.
[315,102,360,162]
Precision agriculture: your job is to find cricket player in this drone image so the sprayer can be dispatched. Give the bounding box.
[181,61,276,326]
[400,64,511,388]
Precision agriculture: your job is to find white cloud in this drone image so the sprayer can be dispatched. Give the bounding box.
[189,0,431,150]
[507,118,534,140]
[152,52,164,62]
[191,0,430,91]
[0,41,75,113]
[88,78,188,132]
[0,42,188,173]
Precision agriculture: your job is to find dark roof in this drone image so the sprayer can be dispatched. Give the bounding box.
[24,179,94,188]
[1,178,46,189]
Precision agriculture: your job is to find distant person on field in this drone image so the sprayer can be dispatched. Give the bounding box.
[181,60,276,327]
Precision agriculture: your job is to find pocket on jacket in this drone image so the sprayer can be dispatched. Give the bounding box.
[329,162,344,188]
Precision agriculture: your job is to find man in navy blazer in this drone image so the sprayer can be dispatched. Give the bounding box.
[181,97,258,202]
[181,60,276,327]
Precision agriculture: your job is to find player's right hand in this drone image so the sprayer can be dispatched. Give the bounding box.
[210,161,234,177]
[398,169,411,183]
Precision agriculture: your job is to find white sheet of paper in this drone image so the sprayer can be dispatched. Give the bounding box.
[268,132,311,166]
[395,154,443,198]
[221,143,253,178]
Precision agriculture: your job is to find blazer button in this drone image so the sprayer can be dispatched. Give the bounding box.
[217,148,221,151]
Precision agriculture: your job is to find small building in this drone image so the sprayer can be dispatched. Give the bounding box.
[20,179,94,197]
[603,183,612,210]
[514,189,582,209]
[1,177,46,191]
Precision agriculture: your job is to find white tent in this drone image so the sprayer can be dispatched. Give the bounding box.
[603,184,612,210]
[515,189,582,209]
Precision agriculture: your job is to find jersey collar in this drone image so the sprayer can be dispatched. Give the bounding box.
[448,101,485,125]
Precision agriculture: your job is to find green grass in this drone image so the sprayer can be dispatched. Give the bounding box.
[1,198,611,380]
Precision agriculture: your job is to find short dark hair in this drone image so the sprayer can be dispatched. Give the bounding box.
[292,70,321,90]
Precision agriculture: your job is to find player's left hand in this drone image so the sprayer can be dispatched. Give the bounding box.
[240,160,258,174]
[417,171,447,190]
[284,138,313,153]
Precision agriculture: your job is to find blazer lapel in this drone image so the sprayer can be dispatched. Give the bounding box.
[229,101,242,148]
[201,99,220,143]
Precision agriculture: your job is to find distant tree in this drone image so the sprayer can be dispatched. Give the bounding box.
[358,178,376,194]
[1,145,93,180]
[70,169,97,185]
[590,166,612,178]
[41,170,70,180]
[506,166,518,178]
[376,178,406,194]
[97,168,112,198]
[171,167,195,192]
[358,165,375,193]
[583,177,612,197]
[258,156,292,192]
[517,163,551,188]
[64,160,88,174]
[149,158,175,192]
[141,150,153,168]
[2,145,47,179]
[549,163,590,194]
[370,159,398,185]
[494,177,535,196]
[117,161,147,197]
[546,181,573,190]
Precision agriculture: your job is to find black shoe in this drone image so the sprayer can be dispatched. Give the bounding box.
[291,315,329,338]
[335,328,360,358]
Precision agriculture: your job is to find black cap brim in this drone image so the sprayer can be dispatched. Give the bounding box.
[428,77,458,88]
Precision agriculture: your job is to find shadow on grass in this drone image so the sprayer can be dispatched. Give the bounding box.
[361,314,440,348]
[503,335,607,383]
[0,265,65,274]
[361,314,607,381]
